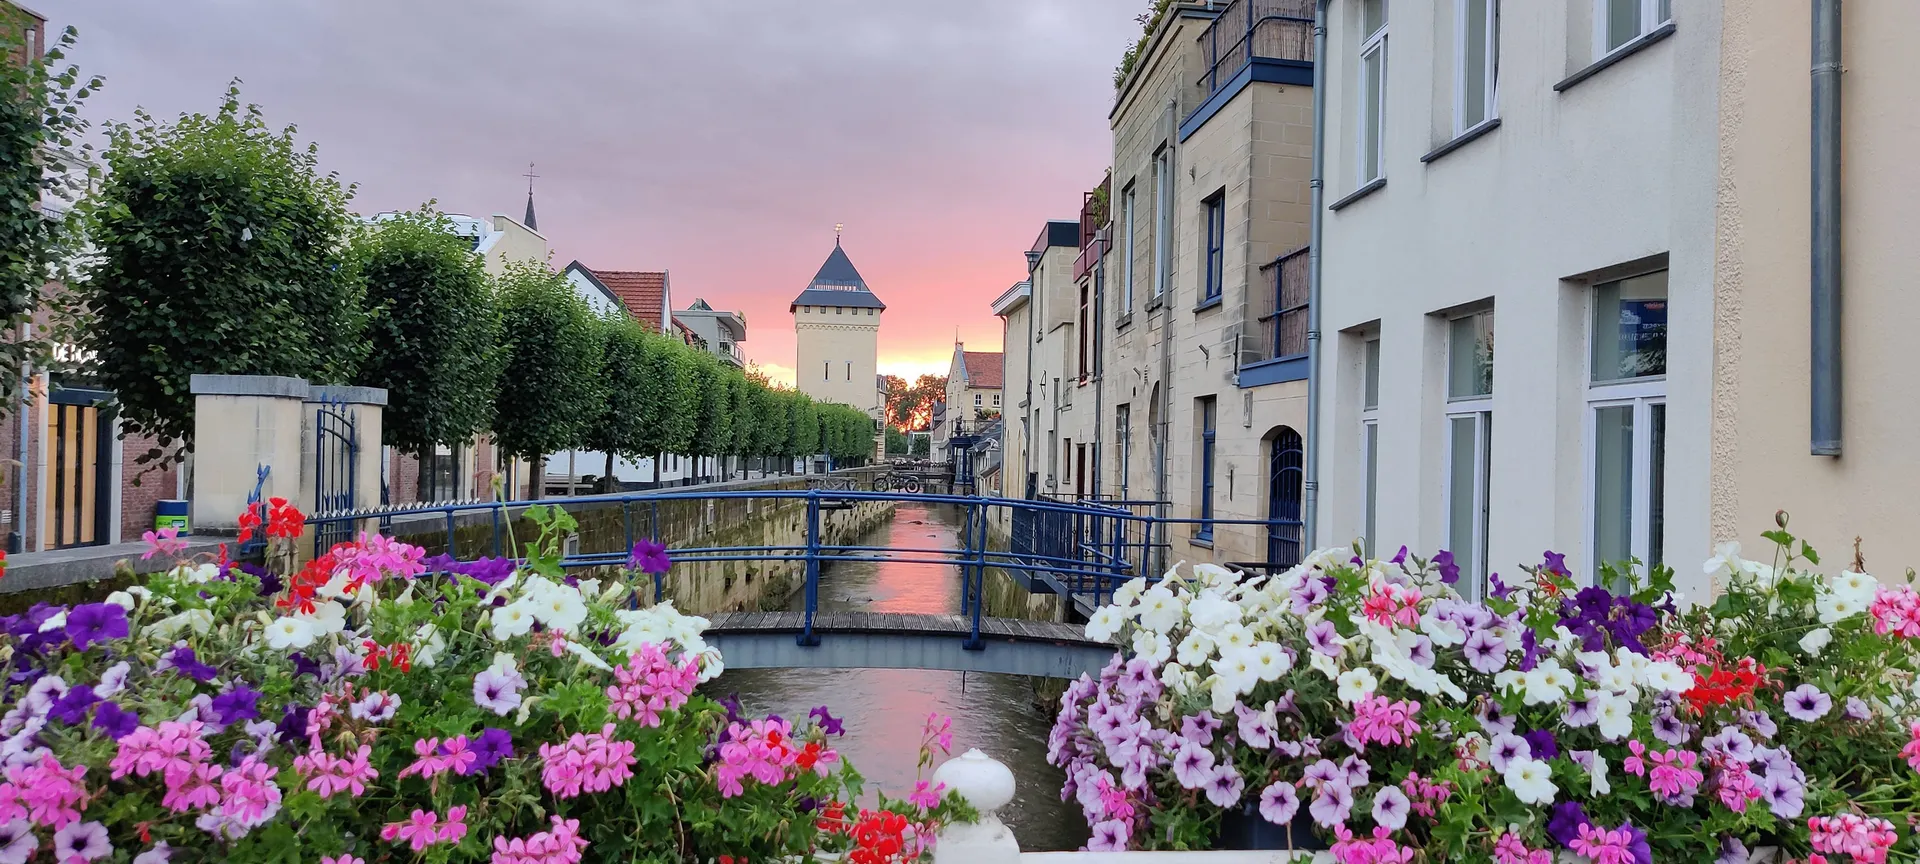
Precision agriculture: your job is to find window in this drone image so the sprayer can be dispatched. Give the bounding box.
[1587,270,1668,581]
[1121,184,1137,314]
[1455,0,1498,133]
[1153,150,1173,298]
[1600,0,1672,55]
[835,306,843,315]
[974,394,983,407]
[1063,438,1073,484]
[993,394,1001,406]
[1077,284,1090,381]
[1197,398,1218,541]
[1203,191,1226,303]
[846,361,851,381]
[1358,0,1389,185]
[1446,310,1494,597]
[1116,404,1132,500]
[823,362,830,381]
[1360,337,1381,556]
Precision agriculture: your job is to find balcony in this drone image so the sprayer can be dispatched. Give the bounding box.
[1238,246,1309,388]
[1071,174,1111,283]
[1185,0,1315,137]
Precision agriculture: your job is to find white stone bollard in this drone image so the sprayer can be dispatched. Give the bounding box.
[931,749,1021,864]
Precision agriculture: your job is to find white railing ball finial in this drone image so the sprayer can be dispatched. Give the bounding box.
[930,749,1019,864]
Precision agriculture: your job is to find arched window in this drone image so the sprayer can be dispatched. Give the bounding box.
[1266,426,1305,567]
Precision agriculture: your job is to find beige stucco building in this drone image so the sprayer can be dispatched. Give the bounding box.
[1313,0,1920,598]
[793,240,884,422]
[992,281,1033,500]
[932,345,1004,462]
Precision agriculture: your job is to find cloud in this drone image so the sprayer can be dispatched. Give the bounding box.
[38,0,1136,376]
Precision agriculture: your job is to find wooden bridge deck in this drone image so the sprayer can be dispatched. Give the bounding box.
[702,611,1116,678]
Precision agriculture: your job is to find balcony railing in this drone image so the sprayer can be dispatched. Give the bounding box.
[1255,247,1310,363]
[1193,0,1315,107]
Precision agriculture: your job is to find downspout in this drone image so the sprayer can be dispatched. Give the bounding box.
[9,322,28,554]
[1024,254,1042,498]
[1302,0,1330,549]
[1810,0,1842,456]
[1154,100,1177,544]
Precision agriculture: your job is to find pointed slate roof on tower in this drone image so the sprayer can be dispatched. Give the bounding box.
[523,191,538,232]
[791,239,886,312]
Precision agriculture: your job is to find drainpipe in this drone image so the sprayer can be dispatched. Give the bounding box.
[1024,253,1042,498]
[1154,100,1177,549]
[9,323,28,554]
[1810,0,1843,456]
[1302,0,1330,550]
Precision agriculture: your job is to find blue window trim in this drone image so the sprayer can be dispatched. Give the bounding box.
[1198,399,1217,541]
[1180,58,1316,142]
[1203,191,1226,303]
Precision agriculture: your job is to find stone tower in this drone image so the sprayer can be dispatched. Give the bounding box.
[792,238,884,419]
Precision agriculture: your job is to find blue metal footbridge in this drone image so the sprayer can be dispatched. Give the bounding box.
[305,478,1301,679]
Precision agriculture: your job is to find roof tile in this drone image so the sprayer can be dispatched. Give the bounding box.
[962,351,1004,389]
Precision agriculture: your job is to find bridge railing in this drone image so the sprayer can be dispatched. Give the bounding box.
[305,487,1298,651]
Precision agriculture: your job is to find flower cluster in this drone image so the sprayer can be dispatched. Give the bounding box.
[0,502,942,862]
[1051,525,1920,860]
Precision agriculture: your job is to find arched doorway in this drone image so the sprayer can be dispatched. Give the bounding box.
[1266,427,1304,567]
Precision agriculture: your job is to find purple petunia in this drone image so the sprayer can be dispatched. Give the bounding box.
[627,540,672,575]
[1522,729,1560,761]
[1463,628,1507,674]
[1308,782,1353,828]
[1389,546,1409,565]
[1547,800,1592,849]
[1487,733,1531,773]
[1171,739,1215,790]
[468,727,514,773]
[1620,822,1653,864]
[210,683,262,725]
[1783,684,1832,722]
[164,646,218,683]
[1202,763,1245,808]
[1564,698,1598,728]
[1489,572,1512,600]
[1652,709,1696,746]
[810,706,845,736]
[1431,549,1460,584]
[1542,550,1571,578]
[275,703,310,744]
[1844,696,1872,721]
[1762,775,1805,819]
[1718,836,1751,864]
[1181,712,1221,746]
[65,604,129,652]
[1305,619,1342,658]
[1088,819,1130,852]
[1258,781,1299,825]
[1738,709,1778,739]
[1371,785,1410,831]
[92,701,140,740]
[48,685,99,726]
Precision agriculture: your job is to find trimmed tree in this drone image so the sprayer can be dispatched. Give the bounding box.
[584,313,652,492]
[1,21,100,404]
[80,89,364,450]
[726,371,754,478]
[789,393,820,465]
[687,353,733,485]
[353,206,500,476]
[491,260,602,497]
[635,329,697,484]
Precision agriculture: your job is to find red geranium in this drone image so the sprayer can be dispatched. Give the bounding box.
[266,497,305,539]
[849,809,909,864]
[1683,656,1768,713]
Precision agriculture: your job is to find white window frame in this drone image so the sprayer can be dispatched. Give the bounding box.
[1153,150,1173,298]
[1452,0,1498,135]
[1357,2,1389,186]
[1122,185,1137,313]
[1583,271,1668,583]
[1595,0,1672,58]
[1442,311,1493,598]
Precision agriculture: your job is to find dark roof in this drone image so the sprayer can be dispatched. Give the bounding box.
[523,191,538,232]
[791,241,886,311]
[1031,220,1080,255]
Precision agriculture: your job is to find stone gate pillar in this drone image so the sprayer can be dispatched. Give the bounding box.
[188,375,309,532]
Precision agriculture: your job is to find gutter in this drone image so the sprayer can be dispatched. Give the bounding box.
[1302,0,1330,549]
[1810,0,1843,456]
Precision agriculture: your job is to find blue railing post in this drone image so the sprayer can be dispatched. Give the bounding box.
[444,508,456,559]
[799,491,822,647]
[490,503,503,558]
[964,500,985,651]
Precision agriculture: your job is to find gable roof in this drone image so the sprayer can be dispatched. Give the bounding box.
[961,351,1004,389]
[792,241,886,311]
[567,262,669,330]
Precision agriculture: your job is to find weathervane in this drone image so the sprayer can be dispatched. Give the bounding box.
[523,162,539,195]
[835,222,844,247]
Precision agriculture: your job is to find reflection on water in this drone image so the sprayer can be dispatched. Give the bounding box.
[709,503,1086,852]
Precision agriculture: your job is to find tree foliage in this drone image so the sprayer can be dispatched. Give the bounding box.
[584,312,652,469]
[688,354,733,466]
[887,373,946,431]
[1,20,100,404]
[491,260,601,460]
[79,87,362,448]
[634,328,697,463]
[352,206,499,457]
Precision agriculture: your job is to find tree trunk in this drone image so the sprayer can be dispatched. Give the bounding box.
[604,451,617,494]
[529,455,545,500]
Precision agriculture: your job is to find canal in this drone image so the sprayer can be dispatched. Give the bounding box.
[708,501,1085,851]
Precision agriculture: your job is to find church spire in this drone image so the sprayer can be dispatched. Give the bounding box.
[522,162,540,231]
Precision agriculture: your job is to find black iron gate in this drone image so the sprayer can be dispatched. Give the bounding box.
[1267,427,1304,567]
[313,398,358,554]
[46,387,113,549]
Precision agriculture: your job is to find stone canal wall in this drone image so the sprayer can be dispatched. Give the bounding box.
[379,473,894,615]
[981,520,1068,623]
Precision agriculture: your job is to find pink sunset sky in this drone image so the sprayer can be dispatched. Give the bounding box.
[38,0,1141,385]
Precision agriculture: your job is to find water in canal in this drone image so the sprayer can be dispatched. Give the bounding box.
[708,502,1087,851]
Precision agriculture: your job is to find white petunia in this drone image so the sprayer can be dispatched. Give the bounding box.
[1309,651,1340,680]
[1521,659,1572,705]
[1177,631,1216,667]
[1187,592,1241,633]
[562,640,612,671]
[1336,668,1378,705]
[1193,563,1237,589]
[265,616,315,651]
[1593,693,1634,741]
[1829,570,1878,603]
[1816,592,1864,624]
[1503,757,1558,805]
[1640,661,1693,693]
[1597,665,1636,695]
[1800,627,1833,656]
[1703,542,1744,580]
[1210,676,1240,714]
[1216,647,1260,694]
[1586,753,1611,796]
[301,601,348,637]
[412,624,447,668]
[1136,586,1183,633]
[1493,670,1527,694]
[534,587,588,633]
[1111,578,1148,609]
[106,591,137,612]
[1132,630,1172,666]
[37,611,66,633]
[1215,622,1255,654]
[491,600,538,641]
[1420,611,1465,648]
[1085,606,1126,642]
[1251,642,1292,682]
